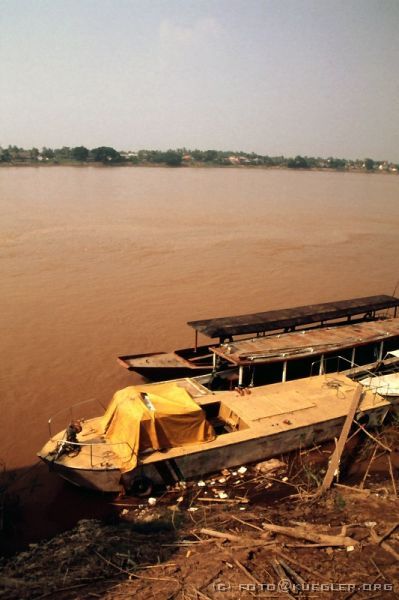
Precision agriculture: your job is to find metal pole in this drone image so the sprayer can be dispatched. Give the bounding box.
[238,366,244,387]
[351,347,356,367]
[212,351,217,372]
[194,330,198,352]
[319,354,324,375]
[282,361,287,383]
[378,341,384,361]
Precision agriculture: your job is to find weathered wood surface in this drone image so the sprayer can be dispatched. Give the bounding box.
[188,295,399,338]
[211,318,399,365]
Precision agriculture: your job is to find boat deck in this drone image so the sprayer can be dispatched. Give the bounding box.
[39,418,122,470]
[40,374,391,472]
[118,348,214,371]
[140,374,390,464]
[120,352,190,369]
[211,318,399,366]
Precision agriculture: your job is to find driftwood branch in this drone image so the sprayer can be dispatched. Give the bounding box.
[373,522,399,545]
[234,559,262,585]
[199,527,241,543]
[197,497,249,504]
[369,528,399,561]
[334,483,370,495]
[262,523,358,547]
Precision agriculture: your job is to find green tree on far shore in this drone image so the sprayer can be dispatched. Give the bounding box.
[163,150,183,166]
[42,147,55,159]
[91,146,122,163]
[287,155,310,169]
[364,158,375,171]
[30,147,40,161]
[71,146,89,162]
[0,148,11,162]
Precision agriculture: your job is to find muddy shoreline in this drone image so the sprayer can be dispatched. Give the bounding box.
[1,419,398,555]
[1,422,398,598]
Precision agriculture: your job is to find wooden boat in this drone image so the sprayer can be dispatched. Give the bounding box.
[129,317,399,393]
[38,373,393,493]
[117,295,399,381]
[210,316,399,388]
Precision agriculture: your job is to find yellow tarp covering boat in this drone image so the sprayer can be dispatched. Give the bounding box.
[101,382,215,472]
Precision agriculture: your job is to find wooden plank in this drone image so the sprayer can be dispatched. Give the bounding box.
[318,384,363,494]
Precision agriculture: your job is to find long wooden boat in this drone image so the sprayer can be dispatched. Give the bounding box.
[117,295,399,381]
[210,316,399,388]
[122,317,399,393]
[38,373,393,493]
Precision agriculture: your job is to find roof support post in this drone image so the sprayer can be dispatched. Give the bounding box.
[378,341,384,362]
[212,351,217,372]
[194,330,198,352]
[319,354,325,375]
[350,347,356,368]
[282,360,287,383]
[238,366,244,387]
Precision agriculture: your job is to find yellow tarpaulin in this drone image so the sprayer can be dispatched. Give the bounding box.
[101,382,215,473]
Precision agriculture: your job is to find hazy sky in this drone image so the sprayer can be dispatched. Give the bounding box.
[1,0,398,160]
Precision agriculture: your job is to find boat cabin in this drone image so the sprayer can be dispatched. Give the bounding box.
[209,317,399,388]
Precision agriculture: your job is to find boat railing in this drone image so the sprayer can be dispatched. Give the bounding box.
[310,354,364,378]
[311,352,399,378]
[310,354,399,398]
[309,353,393,381]
[52,438,135,468]
[48,398,106,439]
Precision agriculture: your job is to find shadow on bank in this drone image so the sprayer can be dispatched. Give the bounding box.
[0,461,139,557]
[0,462,183,599]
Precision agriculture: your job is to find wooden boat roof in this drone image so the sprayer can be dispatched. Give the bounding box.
[187,295,399,339]
[211,317,399,366]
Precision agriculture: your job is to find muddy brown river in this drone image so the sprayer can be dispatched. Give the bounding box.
[1,166,399,471]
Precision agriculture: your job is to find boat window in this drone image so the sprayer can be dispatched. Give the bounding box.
[355,342,380,366]
[384,336,399,354]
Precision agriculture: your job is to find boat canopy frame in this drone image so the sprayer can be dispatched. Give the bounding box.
[188,295,399,344]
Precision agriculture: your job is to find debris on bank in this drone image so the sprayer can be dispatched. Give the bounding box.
[1,423,399,599]
[1,481,399,599]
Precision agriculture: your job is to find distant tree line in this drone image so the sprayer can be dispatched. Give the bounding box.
[0,145,397,173]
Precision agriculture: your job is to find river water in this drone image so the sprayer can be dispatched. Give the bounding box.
[1,166,399,471]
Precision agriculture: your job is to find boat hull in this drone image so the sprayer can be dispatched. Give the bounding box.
[126,365,212,381]
[124,404,389,488]
[40,401,389,493]
[42,457,122,492]
[118,347,214,381]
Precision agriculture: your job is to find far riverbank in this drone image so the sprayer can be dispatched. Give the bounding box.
[1,146,397,173]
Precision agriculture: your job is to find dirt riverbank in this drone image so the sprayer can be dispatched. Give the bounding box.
[1,422,398,599]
